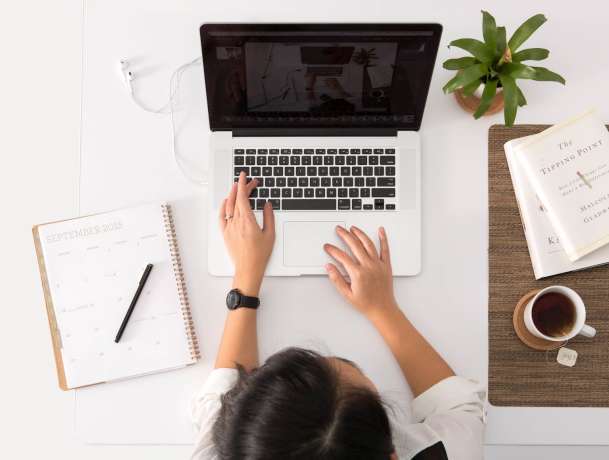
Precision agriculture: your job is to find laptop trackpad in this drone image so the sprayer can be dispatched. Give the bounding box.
[283,221,345,267]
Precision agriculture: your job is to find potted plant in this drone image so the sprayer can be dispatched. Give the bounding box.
[442,11,565,126]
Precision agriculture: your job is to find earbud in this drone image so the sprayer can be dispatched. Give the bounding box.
[118,59,134,93]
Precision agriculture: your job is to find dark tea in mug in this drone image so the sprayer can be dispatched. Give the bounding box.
[532,292,577,338]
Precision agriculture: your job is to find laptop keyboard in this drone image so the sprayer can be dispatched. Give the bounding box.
[233,148,397,211]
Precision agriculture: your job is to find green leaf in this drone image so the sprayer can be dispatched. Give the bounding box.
[496,26,507,57]
[512,48,549,62]
[529,66,566,84]
[443,57,478,70]
[517,87,527,106]
[499,74,518,126]
[442,64,488,93]
[449,38,494,63]
[508,14,547,52]
[462,79,482,96]
[482,11,497,53]
[474,79,498,119]
[501,62,537,79]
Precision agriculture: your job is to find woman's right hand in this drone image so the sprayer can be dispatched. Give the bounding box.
[323,226,398,319]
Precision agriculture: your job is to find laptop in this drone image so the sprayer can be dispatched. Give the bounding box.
[201,23,442,276]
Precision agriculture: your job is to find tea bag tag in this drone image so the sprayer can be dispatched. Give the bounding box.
[557,347,578,367]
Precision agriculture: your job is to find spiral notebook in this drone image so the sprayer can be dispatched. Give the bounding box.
[33,202,200,390]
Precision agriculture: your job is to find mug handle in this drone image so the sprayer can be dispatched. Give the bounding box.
[580,324,597,338]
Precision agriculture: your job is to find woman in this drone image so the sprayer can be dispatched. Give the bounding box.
[190,172,485,459]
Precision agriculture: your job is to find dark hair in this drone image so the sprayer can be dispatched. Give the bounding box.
[213,347,394,460]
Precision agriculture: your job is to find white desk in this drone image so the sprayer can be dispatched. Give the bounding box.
[5,0,609,458]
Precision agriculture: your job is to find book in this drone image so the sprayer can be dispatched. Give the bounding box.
[505,135,609,279]
[513,110,609,261]
[32,202,200,390]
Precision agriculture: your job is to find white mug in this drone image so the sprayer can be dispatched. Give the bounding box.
[524,286,596,341]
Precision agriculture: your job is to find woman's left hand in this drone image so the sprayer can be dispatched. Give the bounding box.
[219,172,275,296]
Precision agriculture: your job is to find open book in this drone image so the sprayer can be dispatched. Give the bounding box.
[33,202,200,390]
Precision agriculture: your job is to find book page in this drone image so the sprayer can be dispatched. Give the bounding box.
[37,203,193,388]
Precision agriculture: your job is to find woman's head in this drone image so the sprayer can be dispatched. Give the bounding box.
[213,348,394,460]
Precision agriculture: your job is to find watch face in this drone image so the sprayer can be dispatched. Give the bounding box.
[226,290,241,309]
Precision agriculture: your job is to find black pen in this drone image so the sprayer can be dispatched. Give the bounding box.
[114,263,153,343]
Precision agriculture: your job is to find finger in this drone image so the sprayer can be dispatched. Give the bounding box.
[350,226,378,259]
[246,177,258,196]
[225,182,238,220]
[218,199,228,231]
[336,226,369,264]
[379,226,391,264]
[324,243,357,272]
[262,201,275,236]
[325,263,352,299]
[236,172,251,215]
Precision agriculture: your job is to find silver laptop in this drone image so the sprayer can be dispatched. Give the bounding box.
[201,23,442,276]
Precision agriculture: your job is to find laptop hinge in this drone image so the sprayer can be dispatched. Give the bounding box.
[231,128,399,137]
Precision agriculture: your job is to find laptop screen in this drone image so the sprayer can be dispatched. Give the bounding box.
[200,24,442,132]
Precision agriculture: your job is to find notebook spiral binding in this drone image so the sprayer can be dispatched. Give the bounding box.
[161,204,201,361]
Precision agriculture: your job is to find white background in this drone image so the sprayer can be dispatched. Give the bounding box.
[3,0,609,458]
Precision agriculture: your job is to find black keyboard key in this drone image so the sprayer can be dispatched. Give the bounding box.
[285,167,294,176]
[257,156,267,165]
[282,188,292,198]
[327,188,337,198]
[304,149,314,155]
[293,149,303,155]
[352,199,362,210]
[386,148,395,155]
[339,149,349,155]
[235,166,249,176]
[374,167,384,176]
[338,199,350,210]
[363,204,373,210]
[265,177,275,187]
[378,178,395,186]
[250,188,258,198]
[363,166,373,176]
[262,166,272,176]
[335,156,345,165]
[270,199,280,210]
[290,156,300,165]
[369,156,378,165]
[254,177,263,185]
[372,188,396,198]
[277,178,286,187]
[234,156,244,165]
[363,149,372,154]
[340,167,350,176]
[318,167,328,176]
[282,199,336,210]
[346,156,356,165]
[235,149,244,155]
[271,188,280,198]
[270,149,280,155]
[279,156,289,165]
[321,177,331,187]
[352,166,362,176]
[358,156,367,165]
[299,177,308,187]
[332,177,342,187]
[316,149,326,155]
[249,199,255,209]
[386,204,396,210]
[338,188,348,198]
[313,156,323,165]
[374,198,384,210]
[258,149,268,155]
[324,156,334,165]
[296,167,306,176]
[293,188,303,198]
[350,148,361,154]
[310,177,320,187]
[380,156,395,165]
[355,177,364,187]
[330,167,339,176]
[328,149,337,155]
[349,188,359,197]
[251,166,261,176]
[259,188,269,198]
[246,156,256,165]
[386,166,396,176]
[274,167,284,176]
[360,188,370,198]
[307,167,317,176]
[304,188,314,198]
[315,188,326,198]
[281,149,291,155]
[246,149,256,155]
[256,199,266,210]
[374,148,384,154]
[366,177,376,187]
[268,156,278,165]
[344,177,353,187]
[288,177,297,187]
[302,156,312,165]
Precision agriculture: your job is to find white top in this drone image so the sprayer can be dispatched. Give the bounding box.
[190,369,486,460]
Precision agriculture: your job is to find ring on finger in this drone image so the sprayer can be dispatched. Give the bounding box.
[225,214,233,220]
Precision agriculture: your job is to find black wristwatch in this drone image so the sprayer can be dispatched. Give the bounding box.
[226,288,260,310]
